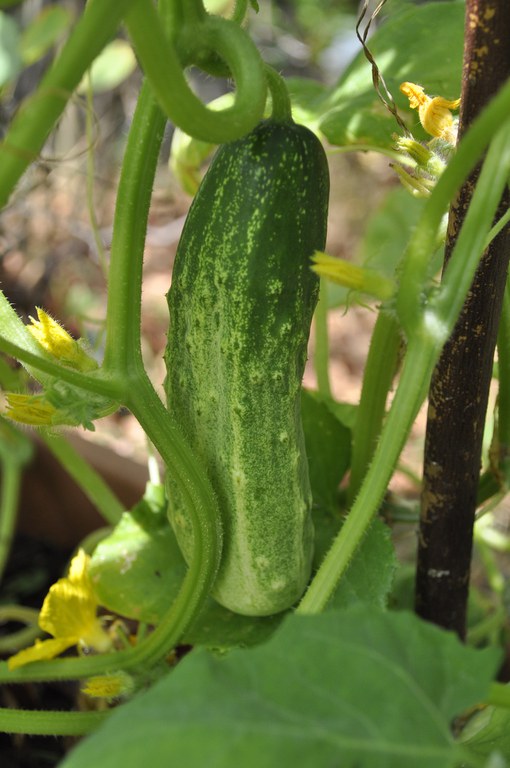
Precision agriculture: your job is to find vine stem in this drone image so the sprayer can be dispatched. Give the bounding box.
[124,2,266,142]
[102,80,165,374]
[347,310,401,505]
[314,279,332,398]
[100,0,222,663]
[265,65,293,122]
[122,373,222,671]
[0,708,107,736]
[0,333,122,399]
[0,462,22,583]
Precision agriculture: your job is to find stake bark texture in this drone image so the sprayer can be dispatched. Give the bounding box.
[415,0,510,638]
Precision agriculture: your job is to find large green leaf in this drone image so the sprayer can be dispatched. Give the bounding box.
[300,1,465,147]
[61,607,500,768]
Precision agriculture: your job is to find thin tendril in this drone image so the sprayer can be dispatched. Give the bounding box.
[355,0,409,135]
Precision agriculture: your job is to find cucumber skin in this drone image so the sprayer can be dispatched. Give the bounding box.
[165,120,329,616]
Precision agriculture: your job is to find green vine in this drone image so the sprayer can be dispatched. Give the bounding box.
[125,3,267,142]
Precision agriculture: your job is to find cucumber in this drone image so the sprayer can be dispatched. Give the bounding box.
[165,119,329,616]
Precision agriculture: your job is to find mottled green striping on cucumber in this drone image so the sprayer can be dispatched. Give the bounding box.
[165,120,329,616]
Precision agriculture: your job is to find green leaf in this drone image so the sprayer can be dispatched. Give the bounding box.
[301,388,395,611]
[90,485,282,648]
[61,607,499,768]
[90,484,183,625]
[460,705,510,763]
[326,518,397,610]
[328,187,427,308]
[20,6,73,65]
[287,77,329,129]
[78,40,136,94]
[0,12,21,88]
[300,386,395,610]
[322,92,399,148]
[301,388,351,512]
[318,1,464,147]
[184,599,282,649]
[357,187,426,276]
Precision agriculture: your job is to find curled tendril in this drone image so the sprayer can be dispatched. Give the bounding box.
[356,0,409,135]
[126,2,267,144]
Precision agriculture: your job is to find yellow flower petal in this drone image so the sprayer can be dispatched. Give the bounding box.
[400,81,428,110]
[400,82,460,140]
[420,96,461,140]
[39,550,111,653]
[8,637,75,670]
[39,577,96,640]
[27,308,97,372]
[5,394,57,426]
[66,548,90,583]
[311,252,395,301]
[7,550,112,669]
[81,672,134,700]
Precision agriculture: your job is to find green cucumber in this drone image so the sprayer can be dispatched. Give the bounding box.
[165,119,329,616]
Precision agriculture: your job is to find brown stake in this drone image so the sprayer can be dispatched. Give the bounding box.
[415,0,510,639]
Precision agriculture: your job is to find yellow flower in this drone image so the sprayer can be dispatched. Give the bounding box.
[391,162,437,198]
[81,672,134,701]
[27,308,97,372]
[8,549,112,670]
[400,82,460,142]
[4,393,58,426]
[311,252,395,301]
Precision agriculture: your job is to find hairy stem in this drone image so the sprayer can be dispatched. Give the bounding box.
[125,3,266,142]
[348,310,401,504]
[314,280,332,398]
